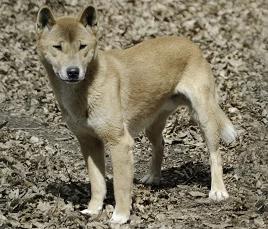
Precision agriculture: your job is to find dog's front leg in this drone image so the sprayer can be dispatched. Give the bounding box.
[109,130,134,224]
[78,136,106,217]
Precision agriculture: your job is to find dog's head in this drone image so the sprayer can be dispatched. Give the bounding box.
[36,6,98,83]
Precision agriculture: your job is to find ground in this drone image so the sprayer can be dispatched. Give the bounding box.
[0,0,267,228]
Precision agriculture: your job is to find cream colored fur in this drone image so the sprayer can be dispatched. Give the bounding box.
[36,6,236,224]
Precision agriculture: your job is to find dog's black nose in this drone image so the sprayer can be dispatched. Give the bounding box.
[67,67,80,80]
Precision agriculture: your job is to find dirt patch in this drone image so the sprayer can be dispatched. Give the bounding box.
[0,0,267,228]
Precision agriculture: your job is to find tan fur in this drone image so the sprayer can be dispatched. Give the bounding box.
[36,6,236,224]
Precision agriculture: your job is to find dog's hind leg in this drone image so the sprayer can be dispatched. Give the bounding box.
[79,136,106,216]
[192,101,230,201]
[140,110,172,185]
[177,68,235,201]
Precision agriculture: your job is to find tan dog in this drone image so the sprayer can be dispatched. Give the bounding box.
[36,6,236,224]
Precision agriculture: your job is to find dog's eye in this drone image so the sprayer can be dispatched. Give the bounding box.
[79,44,87,50]
[53,45,62,51]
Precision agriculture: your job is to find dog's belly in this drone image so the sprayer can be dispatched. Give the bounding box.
[123,117,155,137]
[123,96,180,137]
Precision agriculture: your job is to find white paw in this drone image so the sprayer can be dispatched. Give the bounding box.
[110,212,129,224]
[80,209,92,215]
[209,189,229,202]
[80,207,101,216]
[140,173,161,185]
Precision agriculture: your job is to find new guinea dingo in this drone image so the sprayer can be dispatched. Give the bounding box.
[36,5,236,224]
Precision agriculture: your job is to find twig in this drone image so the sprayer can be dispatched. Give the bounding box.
[55,137,73,141]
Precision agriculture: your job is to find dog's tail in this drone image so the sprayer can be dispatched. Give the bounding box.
[218,108,237,144]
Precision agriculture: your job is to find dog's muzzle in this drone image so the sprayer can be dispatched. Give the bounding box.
[54,65,85,83]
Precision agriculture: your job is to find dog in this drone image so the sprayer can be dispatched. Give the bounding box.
[36,5,236,224]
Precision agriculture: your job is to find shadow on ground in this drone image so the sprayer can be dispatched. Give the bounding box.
[46,161,234,208]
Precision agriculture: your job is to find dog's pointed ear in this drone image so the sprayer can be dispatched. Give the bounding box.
[79,6,98,33]
[36,6,56,34]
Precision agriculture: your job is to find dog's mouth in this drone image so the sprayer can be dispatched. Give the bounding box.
[55,71,84,84]
[65,79,83,84]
